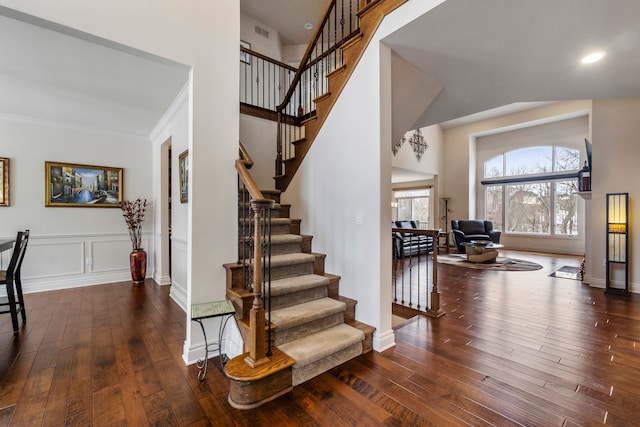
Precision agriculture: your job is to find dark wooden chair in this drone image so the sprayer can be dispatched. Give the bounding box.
[0,230,29,332]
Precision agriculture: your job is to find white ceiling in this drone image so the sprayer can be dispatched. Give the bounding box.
[1,1,639,165]
[0,9,189,136]
[242,0,640,183]
[383,0,640,128]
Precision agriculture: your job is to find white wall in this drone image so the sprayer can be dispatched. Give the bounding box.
[389,52,442,143]
[0,115,153,292]
[442,100,593,254]
[392,125,442,180]
[241,13,282,60]
[240,115,278,190]
[0,0,241,364]
[591,98,640,292]
[150,85,189,308]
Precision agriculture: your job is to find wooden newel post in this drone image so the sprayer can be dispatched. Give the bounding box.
[244,200,273,368]
[427,230,445,318]
[276,111,283,177]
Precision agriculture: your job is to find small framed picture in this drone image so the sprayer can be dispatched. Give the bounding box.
[45,161,123,207]
[179,149,189,203]
[240,40,251,64]
[0,157,8,207]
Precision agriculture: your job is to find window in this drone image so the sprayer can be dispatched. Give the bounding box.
[394,188,430,228]
[483,146,579,236]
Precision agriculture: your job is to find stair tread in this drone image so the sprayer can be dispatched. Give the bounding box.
[278,323,364,367]
[271,297,345,330]
[271,274,329,296]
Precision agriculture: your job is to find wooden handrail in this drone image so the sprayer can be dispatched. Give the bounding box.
[235,159,274,208]
[240,47,297,73]
[239,142,253,168]
[236,143,276,367]
[277,0,339,112]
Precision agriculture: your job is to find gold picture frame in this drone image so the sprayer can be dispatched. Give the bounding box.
[179,149,188,203]
[0,157,8,207]
[45,161,123,207]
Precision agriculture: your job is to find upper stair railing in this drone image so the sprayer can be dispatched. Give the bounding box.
[275,0,372,177]
[236,142,275,366]
[240,48,297,119]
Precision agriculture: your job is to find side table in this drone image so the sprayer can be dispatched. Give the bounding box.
[437,231,450,253]
[191,299,236,381]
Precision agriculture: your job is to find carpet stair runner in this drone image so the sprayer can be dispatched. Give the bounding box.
[225,189,374,407]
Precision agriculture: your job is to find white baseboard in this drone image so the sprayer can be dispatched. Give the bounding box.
[373,328,396,352]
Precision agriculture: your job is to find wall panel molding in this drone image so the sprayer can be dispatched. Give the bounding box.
[15,232,155,294]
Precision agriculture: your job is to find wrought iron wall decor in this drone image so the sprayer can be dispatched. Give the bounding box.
[408,129,428,161]
[392,135,406,156]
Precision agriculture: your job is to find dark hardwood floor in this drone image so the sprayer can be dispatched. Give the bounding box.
[2,251,640,426]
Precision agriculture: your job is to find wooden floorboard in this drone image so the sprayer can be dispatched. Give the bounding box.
[2,251,640,425]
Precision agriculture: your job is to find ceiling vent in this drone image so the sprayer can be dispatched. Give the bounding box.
[254,25,269,38]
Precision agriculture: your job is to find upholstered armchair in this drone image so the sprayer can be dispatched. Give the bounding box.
[450,220,501,252]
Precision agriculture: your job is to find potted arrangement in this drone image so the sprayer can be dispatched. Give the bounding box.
[121,198,147,284]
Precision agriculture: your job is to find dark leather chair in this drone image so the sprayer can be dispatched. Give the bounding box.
[0,230,29,332]
[451,220,500,252]
[392,220,433,258]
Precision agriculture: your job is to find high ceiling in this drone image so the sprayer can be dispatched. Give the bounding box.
[1,1,640,142]
[384,0,640,128]
[245,0,640,129]
[242,0,640,183]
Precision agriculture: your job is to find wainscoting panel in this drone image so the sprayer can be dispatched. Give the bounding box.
[170,236,188,311]
[90,238,133,273]
[12,233,155,295]
[24,239,86,279]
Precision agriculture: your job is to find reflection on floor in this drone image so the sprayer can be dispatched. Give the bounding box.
[549,265,581,280]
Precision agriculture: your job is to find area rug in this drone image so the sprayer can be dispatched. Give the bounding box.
[549,265,581,280]
[437,254,543,271]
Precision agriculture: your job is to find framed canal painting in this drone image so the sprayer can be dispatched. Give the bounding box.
[45,161,123,207]
[0,157,8,207]
[179,149,188,203]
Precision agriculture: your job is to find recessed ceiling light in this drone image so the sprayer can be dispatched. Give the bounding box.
[581,51,606,64]
[304,23,313,30]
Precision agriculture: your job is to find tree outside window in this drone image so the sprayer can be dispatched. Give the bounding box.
[484,146,580,236]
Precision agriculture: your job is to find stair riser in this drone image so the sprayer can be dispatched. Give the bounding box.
[239,191,281,204]
[291,342,362,386]
[238,221,292,235]
[269,287,328,311]
[275,312,344,346]
[238,242,302,259]
[270,261,314,281]
[238,208,288,222]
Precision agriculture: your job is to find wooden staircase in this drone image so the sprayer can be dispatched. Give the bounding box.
[275,0,408,191]
[224,189,374,409]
